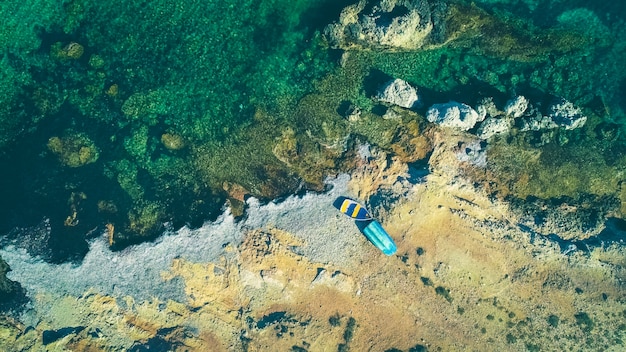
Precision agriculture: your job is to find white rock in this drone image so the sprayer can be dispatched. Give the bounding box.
[504,96,529,118]
[382,109,402,120]
[519,114,558,131]
[426,102,480,131]
[477,117,513,139]
[376,79,421,109]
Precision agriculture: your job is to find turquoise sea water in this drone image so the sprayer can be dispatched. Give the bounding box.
[0,0,625,350]
[0,0,348,260]
[0,0,625,316]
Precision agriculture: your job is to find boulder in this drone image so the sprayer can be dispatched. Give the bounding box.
[504,96,529,118]
[376,78,422,109]
[47,132,99,167]
[426,102,480,131]
[476,97,499,121]
[324,0,434,51]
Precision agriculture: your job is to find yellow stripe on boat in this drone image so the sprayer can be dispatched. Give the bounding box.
[340,199,351,214]
[351,203,361,218]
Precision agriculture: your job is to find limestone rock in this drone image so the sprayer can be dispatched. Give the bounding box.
[515,97,586,132]
[426,102,480,131]
[324,0,434,51]
[477,116,513,139]
[376,79,422,109]
[504,96,529,118]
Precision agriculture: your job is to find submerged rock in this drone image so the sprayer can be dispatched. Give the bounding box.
[325,0,435,51]
[47,132,99,167]
[160,133,186,150]
[426,102,481,131]
[376,78,422,109]
[51,42,85,60]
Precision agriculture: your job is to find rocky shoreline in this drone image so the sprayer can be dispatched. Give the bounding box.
[1,127,625,350]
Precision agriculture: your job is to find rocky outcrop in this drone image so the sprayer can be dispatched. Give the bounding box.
[375,78,422,109]
[426,96,587,140]
[504,95,529,119]
[2,129,624,351]
[508,96,587,132]
[324,0,435,51]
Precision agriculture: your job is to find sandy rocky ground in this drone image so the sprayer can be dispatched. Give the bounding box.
[1,126,625,352]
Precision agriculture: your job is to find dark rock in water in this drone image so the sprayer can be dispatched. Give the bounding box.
[129,335,179,352]
[1,218,90,264]
[0,256,27,311]
[42,326,85,345]
[324,0,439,51]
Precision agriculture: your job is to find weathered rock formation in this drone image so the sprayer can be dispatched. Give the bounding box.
[325,0,436,51]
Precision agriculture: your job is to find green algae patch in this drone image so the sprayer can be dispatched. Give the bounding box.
[126,201,166,239]
[0,0,353,253]
[483,137,625,201]
[160,133,186,151]
[193,110,301,198]
[574,312,595,333]
[444,4,599,63]
[547,315,560,328]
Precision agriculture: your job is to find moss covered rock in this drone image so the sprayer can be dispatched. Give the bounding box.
[47,132,99,167]
[160,133,186,151]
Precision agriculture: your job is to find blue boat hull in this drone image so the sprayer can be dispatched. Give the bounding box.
[358,220,397,256]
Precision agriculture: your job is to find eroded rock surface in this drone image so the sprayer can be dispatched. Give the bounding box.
[325,0,436,51]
